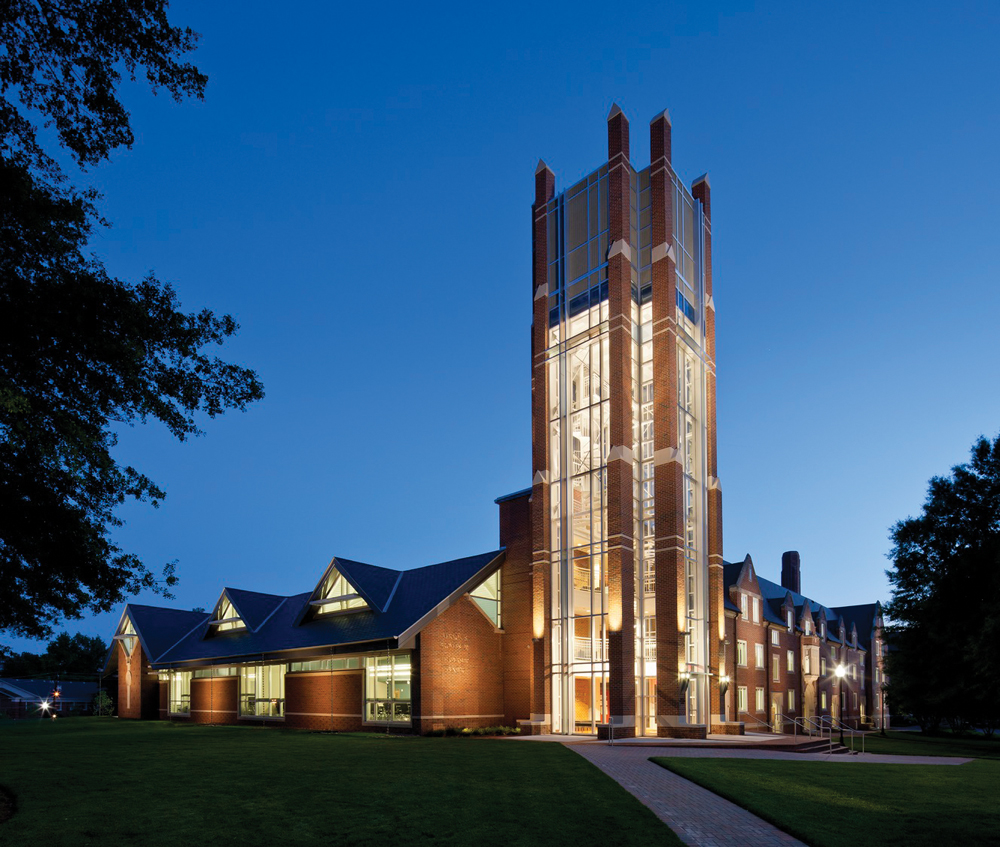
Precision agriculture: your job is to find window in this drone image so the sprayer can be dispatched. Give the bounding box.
[115,616,138,656]
[787,689,795,712]
[288,657,361,673]
[737,686,748,713]
[771,629,780,646]
[312,567,367,615]
[854,692,858,709]
[820,622,826,639]
[755,643,764,669]
[850,663,857,680]
[787,650,795,673]
[740,593,748,621]
[365,653,411,725]
[168,671,191,715]
[737,640,748,667]
[470,569,501,627]
[755,687,765,712]
[752,597,760,624]
[240,664,285,719]
[821,690,827,710]
[804,650,811,675]
[193,667,236,678]
[804,618,812,636]
[786,610,793,632]
[772,654,780,682]
[210,596,245,632]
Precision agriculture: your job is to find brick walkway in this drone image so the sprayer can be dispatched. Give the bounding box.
[567,742,971,847]
[572,744,806,847]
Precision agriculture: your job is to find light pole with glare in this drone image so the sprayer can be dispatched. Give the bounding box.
[835,664,846,745]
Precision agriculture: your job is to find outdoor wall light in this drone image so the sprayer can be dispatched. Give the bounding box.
[719,674,730,696]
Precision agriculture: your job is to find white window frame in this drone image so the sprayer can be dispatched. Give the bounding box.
[736,640,748,667]
[755,643,764,669]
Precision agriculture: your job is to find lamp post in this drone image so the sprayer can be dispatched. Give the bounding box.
[835,664,846,745]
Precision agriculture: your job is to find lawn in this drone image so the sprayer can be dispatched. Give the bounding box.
[0,719,679,847]
[860,729,1000,759]
[652,755,1000,847]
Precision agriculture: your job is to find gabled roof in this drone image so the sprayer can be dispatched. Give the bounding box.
[223,588,285,631]
[724,559,878,646]
[148,549,505,668]
[105,605,209,670]
[323,558,401,613]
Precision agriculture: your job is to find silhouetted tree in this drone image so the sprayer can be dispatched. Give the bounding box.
[0,1,264,639]
[885,434,1000,735]
[2,632,108,677]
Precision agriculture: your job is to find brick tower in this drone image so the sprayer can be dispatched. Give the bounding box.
[529,105,723,737]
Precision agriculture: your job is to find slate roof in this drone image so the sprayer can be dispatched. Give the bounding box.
[0,679,100,702]
[119,549,504,669]
[723,559,878,649]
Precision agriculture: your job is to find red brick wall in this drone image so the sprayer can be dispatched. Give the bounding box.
[417,595,504,733]
[117,641,158,719]
[285,670,363,731]
[498,492,534,727]
[190,676,238,725]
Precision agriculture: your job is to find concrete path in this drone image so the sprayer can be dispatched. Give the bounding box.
[567,741,972,847]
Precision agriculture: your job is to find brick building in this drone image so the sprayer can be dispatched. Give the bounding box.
[107,105,884,737]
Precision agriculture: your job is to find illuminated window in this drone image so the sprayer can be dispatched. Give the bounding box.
[209,596,245,632]
[168,671,192,715]
[804,650,811,675]
[288,658,361,673]
[772,654,780,682]
[755,643,765,669]
[786,611,793,632]
[821,690,828,710]
[115,616,138,656]
[365,653,411,725]
[192,667,236,678]
[787,650,795,673]
[755,687,765,712]
[752,597,760,624]
[240,664,285,719]
[820,622,826,639]
[771,629,780,646]
[787,689,795,712]
[312,567,367,615]
[470,569,501,628]
[821,657,827,676]
[737,640,748,667]
[804,618,812,636]
[740,593,748,621]
[737,686,748,713]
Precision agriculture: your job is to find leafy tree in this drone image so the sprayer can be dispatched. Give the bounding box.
[1,632,108,677]
[1,1,264,640]
[885,434,1000,735]
[93,689,114,716]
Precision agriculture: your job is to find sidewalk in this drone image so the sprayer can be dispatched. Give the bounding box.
[567,740,971,847]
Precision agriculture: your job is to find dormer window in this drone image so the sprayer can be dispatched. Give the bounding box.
[787,610,793,632]
[311,567,367,615]
[469,569,501,628]
[820,622,826,639]
[209,596,245,632]
[804,618,812,636]
[115,616,138,656]
[752,596,760,624]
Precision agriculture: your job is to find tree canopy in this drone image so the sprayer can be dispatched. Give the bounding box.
[885,434,1000,734]
[1,1,264,640]
[1,631,108,677]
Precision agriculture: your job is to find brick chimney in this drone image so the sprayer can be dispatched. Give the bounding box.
[781,551,801,594]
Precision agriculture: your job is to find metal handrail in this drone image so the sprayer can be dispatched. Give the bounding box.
[737,710,774,733]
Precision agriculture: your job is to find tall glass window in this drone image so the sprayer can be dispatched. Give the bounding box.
[168,671,191,715]
[364,653,411,725]
[470,569,501,627]
[240,664,285,718]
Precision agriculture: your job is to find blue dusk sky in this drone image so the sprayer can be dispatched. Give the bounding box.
[5,0,1000,654]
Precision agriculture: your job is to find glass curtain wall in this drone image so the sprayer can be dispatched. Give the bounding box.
[239,664,285,718]
[364,653,411,725]
[168,671,192,714]
[547,167,611,735]
[546,161,708,734]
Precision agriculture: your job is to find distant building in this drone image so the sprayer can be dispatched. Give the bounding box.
[0,679,99,718]
[107,106,884,737]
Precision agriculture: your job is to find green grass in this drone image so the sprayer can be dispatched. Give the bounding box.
[652,756,1000,847]
[860,729,1000,759]
[0,719,680,847]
